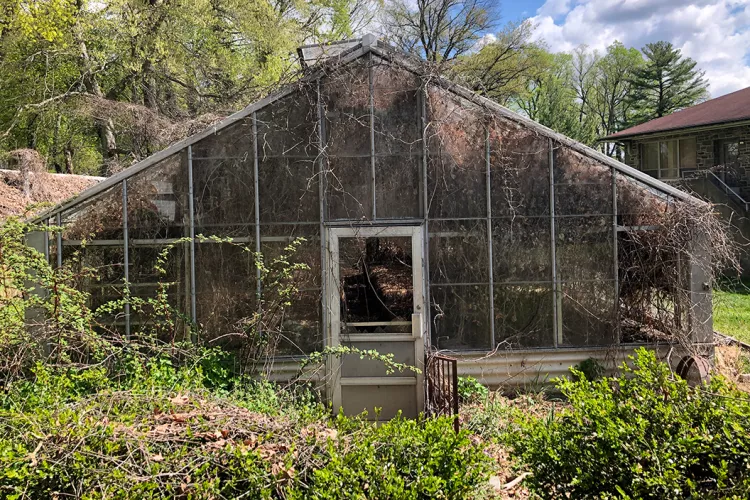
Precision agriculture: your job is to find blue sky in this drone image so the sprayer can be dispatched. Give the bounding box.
[492,0,750,97]
[501,0,545,23]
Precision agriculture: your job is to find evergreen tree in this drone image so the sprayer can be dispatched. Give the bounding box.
[627,41,708,125]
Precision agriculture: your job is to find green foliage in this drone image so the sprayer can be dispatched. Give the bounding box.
[513,348,750,499]
[573,357,605,381]
[291,415,492,499]
[0,365,491,499]
[627,41,709,125]
[457,375,489,403]
[0,0,358,175]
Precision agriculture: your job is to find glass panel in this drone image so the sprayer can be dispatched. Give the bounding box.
[191,119,253,159]
[427,154,486,218]
[256,89,318,158]
[430,284,491,350]
[127,154,189,240]
[127,244,190,340]
[492,217,551,283]
[494,285,554,348]
[489,118,550,217]
[375,156,420,219]
[555,216,614,282]
[260,224,321,290]
[275,289,322,355]
[258,157,319,223]
[555,182,613,216]
[641,142,659,178]
[618,230,683,343]
[429,219,489,284]
[194,241,256,346]
[679,138,696,171]
[660,140,679,179]
[372,62,421,155]
[192,157,254,237]
[721,141,741,187]
[339,236,413,332]
[327,157,372,220]
[560,281,616,346]
[553,147,613,216]
[60,185,124,241]
[616,174,669,227]
[62,244,127,331]
[322,60,370,157]
[426,87,486,218]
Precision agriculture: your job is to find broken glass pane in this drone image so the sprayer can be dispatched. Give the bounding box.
[338,236,413,330]
[126,154,189,240]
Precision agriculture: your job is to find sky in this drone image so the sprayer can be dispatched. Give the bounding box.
[499,0,750,97]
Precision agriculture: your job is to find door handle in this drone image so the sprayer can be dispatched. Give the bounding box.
[412,313,423,339]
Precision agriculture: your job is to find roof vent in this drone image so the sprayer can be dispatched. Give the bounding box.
[297,34,378,69]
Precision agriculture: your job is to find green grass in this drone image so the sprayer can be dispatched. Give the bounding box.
[714,279,750,344]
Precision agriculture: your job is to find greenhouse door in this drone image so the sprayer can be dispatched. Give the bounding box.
[327,226,426,420]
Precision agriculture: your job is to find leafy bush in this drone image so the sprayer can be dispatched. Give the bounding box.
[0,366,492,499]
[573,357,605,381]
[514,348,750,499]
[458,376,489,403]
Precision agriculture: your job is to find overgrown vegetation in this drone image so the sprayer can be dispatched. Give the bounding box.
[463,349,750,499]
[0,217,490,498]
[0,363,492,499]
[4,217,750,499]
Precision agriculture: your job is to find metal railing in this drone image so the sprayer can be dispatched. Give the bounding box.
[425,353,459,432]
[680,168,750,213]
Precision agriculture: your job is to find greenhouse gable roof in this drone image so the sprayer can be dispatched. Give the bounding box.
[34,36,702,222]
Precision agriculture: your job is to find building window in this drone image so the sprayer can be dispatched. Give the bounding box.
[640,138,696,179]
[717,139,741,187]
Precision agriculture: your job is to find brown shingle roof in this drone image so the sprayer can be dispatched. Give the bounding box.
[603,86,750,140]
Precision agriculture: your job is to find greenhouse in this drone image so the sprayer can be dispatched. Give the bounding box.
[30,37,714,418]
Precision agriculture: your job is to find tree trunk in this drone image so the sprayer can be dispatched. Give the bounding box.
[75,0,118,175]
[64,147,74,174]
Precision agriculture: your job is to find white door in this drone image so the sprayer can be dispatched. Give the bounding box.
[326,225,426,420]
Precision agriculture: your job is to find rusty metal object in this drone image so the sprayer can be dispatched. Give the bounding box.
[425,353,459,432]
[676,355,712,386]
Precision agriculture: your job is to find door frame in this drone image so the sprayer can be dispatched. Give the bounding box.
[325,225,427,415]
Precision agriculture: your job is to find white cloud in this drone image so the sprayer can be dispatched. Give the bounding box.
[529,0,750,96]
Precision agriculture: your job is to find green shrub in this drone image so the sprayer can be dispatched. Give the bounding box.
[458,376,489,403]
[0,367,493,499]
[514,348,750,499]
[573,357,605,381]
